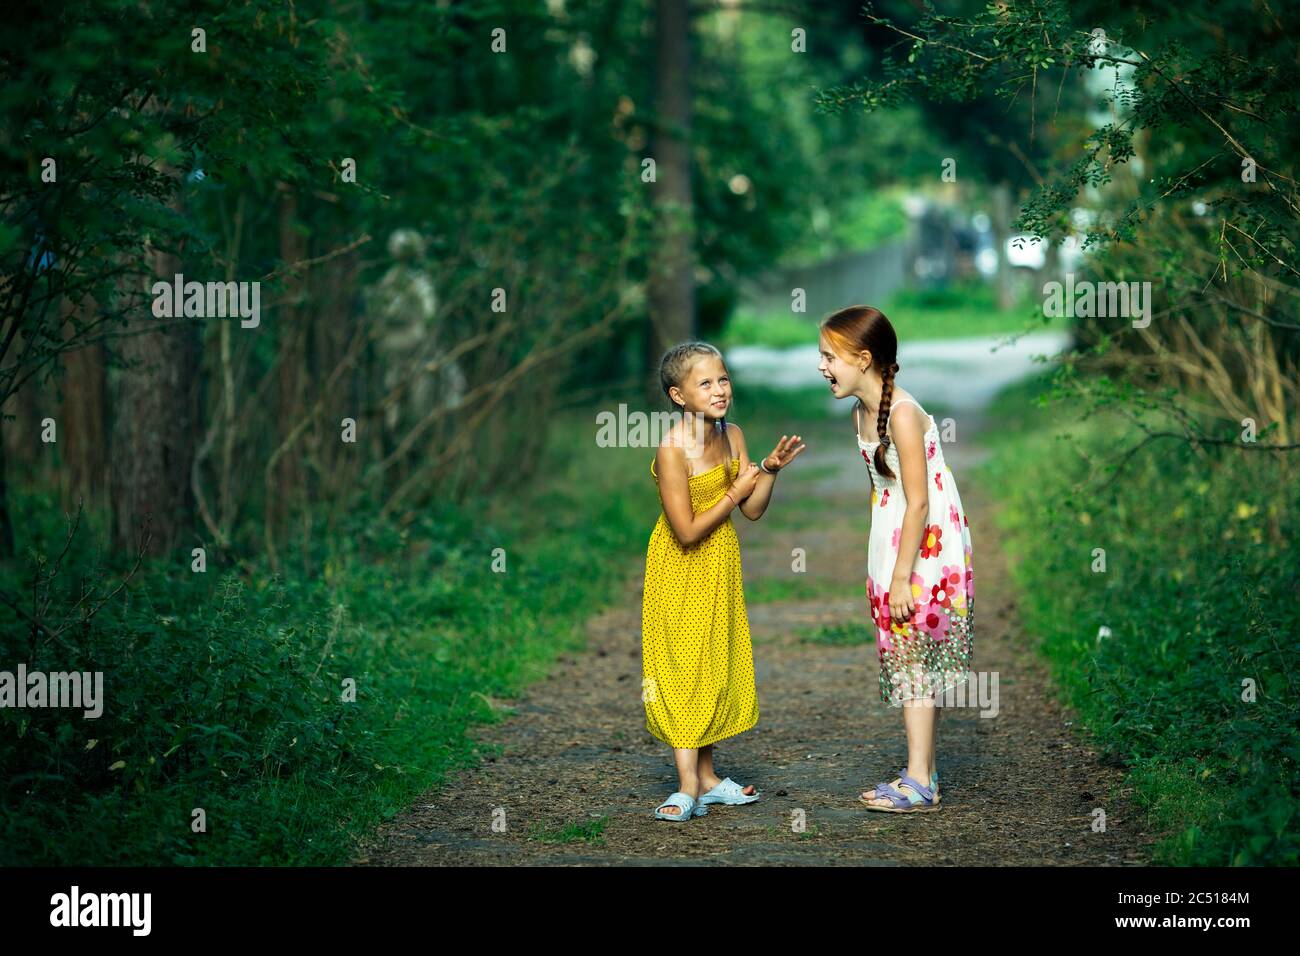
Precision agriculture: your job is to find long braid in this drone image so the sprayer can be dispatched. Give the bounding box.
[820,304,900,478]
[874,361,900,480]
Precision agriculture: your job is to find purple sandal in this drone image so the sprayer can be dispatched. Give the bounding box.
[860,773,941,812]
[865,769,939,801]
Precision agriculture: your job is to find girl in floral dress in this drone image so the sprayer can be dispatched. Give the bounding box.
[817,305,974,813]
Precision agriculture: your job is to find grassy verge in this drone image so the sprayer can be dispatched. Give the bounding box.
[0,403,658,865]
[719,280,1061,350]
[976,372,1299,865]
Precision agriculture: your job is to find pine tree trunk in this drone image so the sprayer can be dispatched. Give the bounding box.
[59,294,109,517]
[645,0,696,403]
[110,248,199,557]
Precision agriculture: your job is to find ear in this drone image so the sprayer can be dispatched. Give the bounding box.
[667,385,686,408]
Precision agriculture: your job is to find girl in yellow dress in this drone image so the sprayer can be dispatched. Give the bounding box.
[643,342,805,821]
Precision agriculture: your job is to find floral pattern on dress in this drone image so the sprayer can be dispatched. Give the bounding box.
[858,398,975,704]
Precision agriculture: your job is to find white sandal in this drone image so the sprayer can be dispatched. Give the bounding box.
[654,791,707,821]
[699,777,760,805]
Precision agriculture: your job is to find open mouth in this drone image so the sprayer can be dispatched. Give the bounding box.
[711,400,728,409]
[826,375,839,390]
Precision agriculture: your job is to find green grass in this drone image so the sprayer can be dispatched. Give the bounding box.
[782,463,842,482]
[885,282,1059,340]
[0,405,654,866]
[719,307,826,350]
[743,576,848,605]
[530,816,608,846]
[719,280,1063,350]
[977,371,1300,865]
[799,622,873,646]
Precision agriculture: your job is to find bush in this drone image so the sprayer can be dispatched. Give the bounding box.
[979,374,1300,865]
[0,409,650,864]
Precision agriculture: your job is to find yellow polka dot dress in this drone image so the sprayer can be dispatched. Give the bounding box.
[642,454,759,748]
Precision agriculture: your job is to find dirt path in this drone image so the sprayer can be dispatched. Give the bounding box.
[356,409,1157,866]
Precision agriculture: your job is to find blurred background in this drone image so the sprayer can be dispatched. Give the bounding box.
[0,0,1295,866]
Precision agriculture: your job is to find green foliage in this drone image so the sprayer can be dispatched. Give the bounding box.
[781,191,911,265]
[822,0,1298,254]
[816,0,1299,445]
[0,406,650,864]
[980,372,1300,865]
[0,0,386,401]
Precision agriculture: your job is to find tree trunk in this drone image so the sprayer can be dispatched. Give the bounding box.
[270,186,308,535]
[59,294,109,517]
[645,0,696,404]
[110,247,200,557]
[991,180,1015,311]
[0,418,13,558]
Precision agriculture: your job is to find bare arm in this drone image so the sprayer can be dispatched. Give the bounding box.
[655,443,747,547]
[730,424,806,520]
[887,403,931,621]
[729,425,773,520]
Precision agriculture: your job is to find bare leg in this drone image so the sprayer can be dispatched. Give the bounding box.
[656,747,701,815]
[861,697,938,806]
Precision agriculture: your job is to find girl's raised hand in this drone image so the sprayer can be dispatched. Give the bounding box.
[763,434,807,473]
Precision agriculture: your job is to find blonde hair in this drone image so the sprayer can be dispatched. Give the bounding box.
[657,341,733,488]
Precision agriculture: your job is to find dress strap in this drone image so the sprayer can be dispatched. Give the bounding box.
[887,396,926,419]
[855,399,891,443]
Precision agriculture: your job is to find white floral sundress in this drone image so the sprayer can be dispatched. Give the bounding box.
[856,396,974,704]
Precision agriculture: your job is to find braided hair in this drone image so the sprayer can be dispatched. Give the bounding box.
[873,359,902,480]
[657,341,734,491]
[819,305,901,480]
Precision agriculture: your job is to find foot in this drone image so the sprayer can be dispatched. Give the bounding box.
[699,774,757,799]
[860,767,937,807]
[860,775,903,804]
[656,791,700,816]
